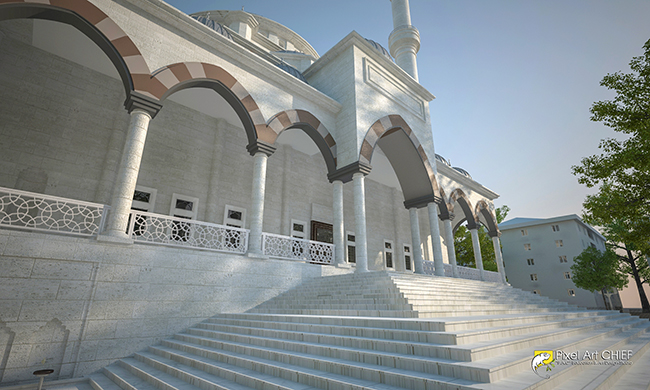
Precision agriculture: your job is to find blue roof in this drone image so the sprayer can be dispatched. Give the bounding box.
[365,39,393,61]
[192,16,233,41]
[275,62,309,84]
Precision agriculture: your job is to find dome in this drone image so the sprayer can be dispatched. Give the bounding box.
[435,154,451,167]
[191,15,233,41]
[275,62,309,83]
[453,167,472,179]
[365,38,393,61]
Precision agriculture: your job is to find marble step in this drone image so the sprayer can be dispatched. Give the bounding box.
[474,319,650,383]
[196,312,632,356]
[258,300,569,310]
[259,293,564,305]
[88,373,124,390]
[149,339,478,390]
[164,316,648,385]
[471,321,650,389]
[214,311,609,332]
[127,350,311,390]
[248,307,577,318]
[189,314,638,364]
[104,362,184,390]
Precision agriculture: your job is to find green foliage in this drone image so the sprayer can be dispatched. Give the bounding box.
[453,205,509,272]
[571,38,650,245]
[571,247,628,293]
[572,39,650,311]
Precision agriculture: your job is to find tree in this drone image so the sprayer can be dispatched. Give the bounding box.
[454,205,510,272]
[572,38,650,245]
[571,246,628,310]
[572,39,650,312]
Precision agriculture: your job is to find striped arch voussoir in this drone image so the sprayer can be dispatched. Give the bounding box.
[0,0,150,97]
[449,189,478,227]
[145,62,270,142]
[475,200,499,234]
[360,114,441,196]
[267,109,338,173]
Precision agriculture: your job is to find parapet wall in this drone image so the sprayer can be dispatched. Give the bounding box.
[0,228,351,385]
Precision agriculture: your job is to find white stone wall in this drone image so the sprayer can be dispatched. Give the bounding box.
[0,22,127,203]
[0,229,351,384]
[90,0,340,135]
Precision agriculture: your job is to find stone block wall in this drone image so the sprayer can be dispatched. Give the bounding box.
[0,229,350,384]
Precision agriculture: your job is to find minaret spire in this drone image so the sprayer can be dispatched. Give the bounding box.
[389,0,421,81]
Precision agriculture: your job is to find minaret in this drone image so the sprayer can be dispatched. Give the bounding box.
[388,0,420,81]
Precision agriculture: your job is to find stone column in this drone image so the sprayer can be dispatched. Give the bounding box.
[409,208,424,274]
[427,203,445,276]
[104,109,152,238]
[442,218,459,278]
[353,172,368,272]
[470,227,485,281]
[248,152,268,255]
[491,234,508,284]
[332,180,346,266]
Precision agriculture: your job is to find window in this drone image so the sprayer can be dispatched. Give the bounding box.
[564,271,572,279]
[384,240,394,269]
[587,230,595,240]
[290,219,307,257]
[555,240,563,248]
[527,258,535,266]
[530,274,538,281]
[346,232,356,264]
[129,185,157,235]
[524,243,531,251]
[590,242,596,249]
[170,193,199,242]
[224,205,246,228]
[403,244,412,271]
[521,229,528,236]
[533,290,541,295]
[291,219,307,239]
[224,205,246,247]
[552,224,560,232]
[568,289,576,297]
[559,255,567,263]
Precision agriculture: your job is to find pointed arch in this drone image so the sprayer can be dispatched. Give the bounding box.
[359,114,442,208]
[448,188,478,229]
[266,110,337,175]
[475,200,499,236]
[0,0,151,98]
[145,62,269,151]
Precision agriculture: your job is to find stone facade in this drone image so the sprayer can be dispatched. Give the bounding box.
[0,0,504,384]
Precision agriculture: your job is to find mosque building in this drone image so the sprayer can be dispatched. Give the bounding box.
[0,0,586,386]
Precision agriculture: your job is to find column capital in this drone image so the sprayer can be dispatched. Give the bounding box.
[438,211,454,221]
[403,194,442,209]
[124,91,162,118]
[246,140,277,157]
[488,230,502,238]
[328,161,372,183]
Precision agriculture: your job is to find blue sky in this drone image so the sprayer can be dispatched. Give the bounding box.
[164,0,650,220]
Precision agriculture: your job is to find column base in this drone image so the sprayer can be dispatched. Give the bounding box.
[246,252,269,260]
[96,233,134,245]
[335,263,352,269]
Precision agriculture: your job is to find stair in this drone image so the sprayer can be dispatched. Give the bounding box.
[91,271,650,389]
